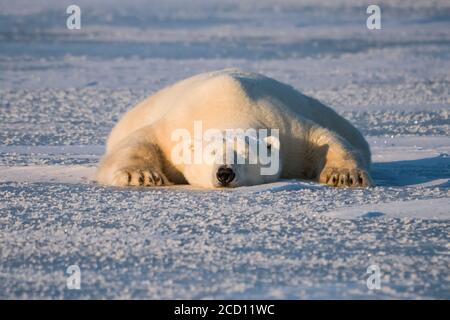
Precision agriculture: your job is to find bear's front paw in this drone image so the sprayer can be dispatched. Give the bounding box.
[319,167,373,187]
[112,167,169,187]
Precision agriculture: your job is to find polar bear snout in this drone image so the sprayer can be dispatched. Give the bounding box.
[216,165,235,186]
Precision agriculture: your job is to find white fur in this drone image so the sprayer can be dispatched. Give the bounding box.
[97,69,372,188]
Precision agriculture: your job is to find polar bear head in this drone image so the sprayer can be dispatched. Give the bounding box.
[171,129,282,188]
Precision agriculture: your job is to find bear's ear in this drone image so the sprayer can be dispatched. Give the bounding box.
[263,135,280,150]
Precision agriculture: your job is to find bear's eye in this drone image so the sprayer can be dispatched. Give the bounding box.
[267,144,272,151]
[211,150,216,156]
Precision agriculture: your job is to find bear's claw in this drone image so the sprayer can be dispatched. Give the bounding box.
[112,167,168,187]
[320,167,373,187]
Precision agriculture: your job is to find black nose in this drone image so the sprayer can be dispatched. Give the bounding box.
[216,166,235,185]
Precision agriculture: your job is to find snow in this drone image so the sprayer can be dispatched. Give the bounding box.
[326,198,450,220]
[0,0,449,299]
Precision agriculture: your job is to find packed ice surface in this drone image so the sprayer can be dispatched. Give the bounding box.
[0,0,449,299]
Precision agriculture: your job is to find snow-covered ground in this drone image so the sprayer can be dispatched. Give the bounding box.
[0,0,449,299]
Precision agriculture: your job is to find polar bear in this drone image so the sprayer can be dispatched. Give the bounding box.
[96,69,372,188]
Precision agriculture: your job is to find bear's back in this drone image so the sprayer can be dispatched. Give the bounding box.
[107,69,369,163]
[107,69,268,150]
